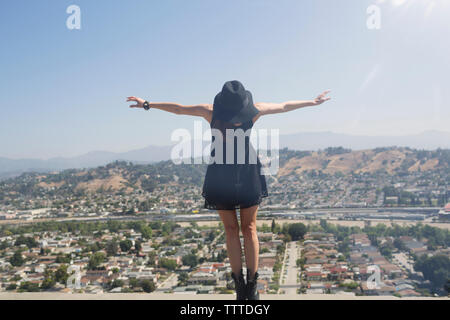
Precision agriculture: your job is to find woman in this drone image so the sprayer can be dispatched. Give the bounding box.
[127,80,330,299]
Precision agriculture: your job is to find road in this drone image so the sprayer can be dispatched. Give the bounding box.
[279,241,301,295]
[203,230,224,259]
[155,273,178,292]
[392,252,415,274]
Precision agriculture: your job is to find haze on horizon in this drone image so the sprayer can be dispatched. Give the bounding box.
[1,0,449,159]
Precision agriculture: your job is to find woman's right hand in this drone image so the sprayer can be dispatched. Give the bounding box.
[312,90,331,106]
[127,96,145,108]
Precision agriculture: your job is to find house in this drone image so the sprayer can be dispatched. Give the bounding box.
[305,272,326,281]
[257,280,268,294]
[37,256,58,264]
[327,266,349,281]
[126,267,158,282]
[257,232,273,242]
[354,265,370,280]
[324,283,341,294]
[306,282,325,294]
[152,267,168,274]
[305,265,323,273]
[380,263,403,278]
[85,270,112,278]
[253,267,273,282]
[197,285,215,294]
[307,257,328,264]
[378,285,396,295]
[350,253,367,265]
[258,257,276,269]
[395,283,415,292]
[81,270,113,287]
[187,272,218,285]
[403,239,427,254]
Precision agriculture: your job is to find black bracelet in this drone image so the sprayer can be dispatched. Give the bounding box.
[143,101,150,110]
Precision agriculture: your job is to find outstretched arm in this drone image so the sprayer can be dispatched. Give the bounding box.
[127,97,213,122]
[253,90,331,122]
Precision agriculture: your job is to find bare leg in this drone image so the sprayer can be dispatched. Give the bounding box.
[218,209,242,275]
[240,205,259,279]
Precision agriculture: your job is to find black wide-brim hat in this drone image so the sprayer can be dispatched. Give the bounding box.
[213,80,259,124]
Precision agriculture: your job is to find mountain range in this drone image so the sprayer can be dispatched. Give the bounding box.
[1,130,449,178]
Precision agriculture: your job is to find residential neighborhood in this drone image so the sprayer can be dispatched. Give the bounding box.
[0,218,448,297]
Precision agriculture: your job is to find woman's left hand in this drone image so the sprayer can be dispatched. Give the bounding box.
[313,90,331,106]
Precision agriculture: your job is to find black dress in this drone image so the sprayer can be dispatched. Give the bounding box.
[201,116,268,210]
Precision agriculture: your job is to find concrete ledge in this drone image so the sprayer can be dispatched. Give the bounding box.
[0,293,447,300]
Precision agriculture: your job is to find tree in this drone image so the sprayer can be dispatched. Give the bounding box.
[379,242,394,259]
[338,239,351,256]
[110,279,124,289]
[88,252,106,270]
[393,238,407,251]
[107,220,121,233]
[320,219,328,231]
[178,272,189,286]
[207,231,215,242]
[260,247,270,254]
[141,226,152,240]
[10,251,25,267]
[135,240,142,253]
[41,272,56,290]
[55,265,69,284]
[140,279,156,293]
[296,257,306,269]
[217,250,227,262]
[56,254,71,264]
[138,200,152,212]
[119,240,133,253]
[147,252,157,266]
[6,283,17,291]
[367,233,379,247]
[106,240,119,256]
[287,223,307,241]
[1,241,9,250]
[182,254,198,268]
[129,278,139,288]
[159,258,177,271]
[271,219,276,233]
[18,281,40,292]
[415,255,450,292]
[149,221,162,230]
[14,236,38,249]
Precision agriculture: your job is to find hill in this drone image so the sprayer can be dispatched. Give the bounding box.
[278,146,449,176]
[1,146,448,198]
[1,129,449,179]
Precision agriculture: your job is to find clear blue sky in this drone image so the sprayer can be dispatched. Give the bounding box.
[1,0,449,159]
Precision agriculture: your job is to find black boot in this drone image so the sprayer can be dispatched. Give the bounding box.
[246,269,260,300]
[231,270,246,300]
